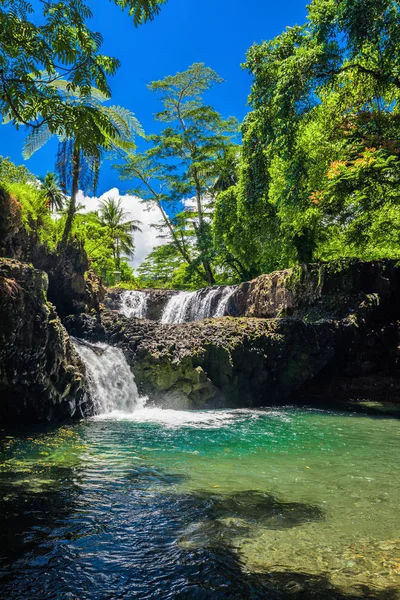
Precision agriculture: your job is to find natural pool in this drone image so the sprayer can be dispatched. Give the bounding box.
[1,407,400,599]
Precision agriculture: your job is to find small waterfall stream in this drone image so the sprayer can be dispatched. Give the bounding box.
[116,285,236,324]
[73,339,142,415]
[160,286,236,324]
[119,290,148,319]
[214,286,236,317]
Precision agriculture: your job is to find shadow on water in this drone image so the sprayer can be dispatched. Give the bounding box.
[0,465,83,567]
[174,546,400,599]
[0,443,398,599]
[182,489,324,526]
[126,465,188,488]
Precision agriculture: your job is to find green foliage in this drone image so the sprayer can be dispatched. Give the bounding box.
[2,180,56,246]
[39,172,66,212]
[53,209,136,285]
[2,1,400,289]
[0,0,166,131]
[136,242,208,289]
[0,156,35,184]
[137,243,183,288]
[213,0,400,275]
[1,0,162,246]
[22,82,143,243]
[98,196,141,269]
[117,63,238,286]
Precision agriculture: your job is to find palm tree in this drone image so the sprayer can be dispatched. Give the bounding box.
[23,80,143,246]
[210,146,240,195]
[39,172,66,212]
[98,197,142,268]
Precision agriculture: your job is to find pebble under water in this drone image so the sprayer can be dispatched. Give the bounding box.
[1,406,400,599]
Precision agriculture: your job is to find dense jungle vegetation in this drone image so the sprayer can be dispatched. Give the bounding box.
[0,0,399,289]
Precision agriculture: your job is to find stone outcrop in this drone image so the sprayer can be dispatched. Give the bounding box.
[66,312,337,408]
[67,260,400,409]
[31,240,106,318]
[0,258,91,422]
[229,260,400,320]
[0,186,105,318]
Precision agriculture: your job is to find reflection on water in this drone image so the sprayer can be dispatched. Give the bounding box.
[1,408,400,599]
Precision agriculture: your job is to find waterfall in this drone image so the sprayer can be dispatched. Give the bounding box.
[73,339,142,415]
[161,286,236,324]
[160,291,196,324]
[214,286,236,317]
[119,290,148,319]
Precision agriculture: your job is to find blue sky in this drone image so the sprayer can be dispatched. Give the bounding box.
[0,0,307,195]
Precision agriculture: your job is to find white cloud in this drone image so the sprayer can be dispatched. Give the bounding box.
[77,187,166,269]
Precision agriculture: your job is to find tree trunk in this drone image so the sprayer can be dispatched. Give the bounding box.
[116,237,120,270]
[61,143,80,247]
[193,176,215,285]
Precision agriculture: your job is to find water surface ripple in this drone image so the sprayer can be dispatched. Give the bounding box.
[1,407,400,599]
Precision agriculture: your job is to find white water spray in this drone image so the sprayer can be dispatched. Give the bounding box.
[73,339,143,415]
[119,290,148,319]
[161,286,235,324]
[214,286,236,317]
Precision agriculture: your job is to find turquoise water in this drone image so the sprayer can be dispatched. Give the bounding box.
[1,407,400,599]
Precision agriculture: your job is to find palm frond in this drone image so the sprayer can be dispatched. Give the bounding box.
[23,123,52,159]
[106,105,144,140]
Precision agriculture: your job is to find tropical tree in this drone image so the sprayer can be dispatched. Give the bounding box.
[0,0,166,131]
[22,82,143,245]
[39,172,66,212]
[210,145,240,195]
[117,63,238,285]
[0,156,35,184]
[214,0,400,276]
[98,197,142,269]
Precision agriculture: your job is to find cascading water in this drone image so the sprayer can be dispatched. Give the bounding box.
[73,339,143,415]
[214,286,236,317]
[119,290,148,319]
[160,291,197,324]
[161,285,236,324]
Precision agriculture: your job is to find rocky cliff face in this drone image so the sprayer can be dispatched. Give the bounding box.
[66,260,400,409]
[229,260,400,320]
[31,240,105,318]
[67,312,338,408]
[0,186,105,318]
[0,258,91,422]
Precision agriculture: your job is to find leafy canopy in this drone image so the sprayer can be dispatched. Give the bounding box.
[117,63,238,286]
[212,0,400,277]
[0,0,166,131]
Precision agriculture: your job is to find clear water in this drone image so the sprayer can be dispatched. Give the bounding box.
[1,407,400,599]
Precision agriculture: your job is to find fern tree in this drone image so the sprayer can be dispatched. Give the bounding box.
[0,0,166,131]
[23,82,143,244]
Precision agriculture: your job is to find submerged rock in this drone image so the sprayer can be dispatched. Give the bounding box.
[0,258,91,422]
